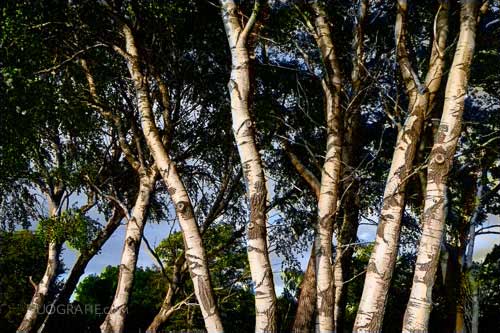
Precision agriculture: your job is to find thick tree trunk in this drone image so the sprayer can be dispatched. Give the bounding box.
[100,173,155,333]
[17,195,62,333]
[119,25,223,333]
[292,247,316,332]
[354,2,449,331]
[38,209,123,333]
[402,3,479,331]
[220,1,277,332]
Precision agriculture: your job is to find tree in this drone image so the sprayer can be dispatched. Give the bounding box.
[0,231,61,332]
[403,2,482,330]
[220,1,278,331]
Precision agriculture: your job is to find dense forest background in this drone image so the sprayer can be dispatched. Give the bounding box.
[1,0,499,332]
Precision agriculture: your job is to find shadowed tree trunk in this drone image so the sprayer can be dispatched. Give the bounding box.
[333,1,368,330]
[402,2,480,331]
[220,1,277,331]
[100,171,156,333]
[292,247,316,332]
[354,1,449,331]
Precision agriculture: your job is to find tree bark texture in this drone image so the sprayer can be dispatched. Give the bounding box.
[354,2,449,331]
[119,25,223,333]
[292,247,316,332]
[220,1,277,332]
[307,3,345,331]
[402,2,479,331]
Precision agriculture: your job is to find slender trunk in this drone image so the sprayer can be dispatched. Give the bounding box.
[17,195,62,333]
[220,2,277,331]
[146,256,186,333]
[470,279,479,333]
[100,173,155,333]
[307,3,344,331]
[292,247,316,332]
[333,2,368,327]
[282,141,318,333]
[119,25,223,332]
[38,209,123,333]
[353,71,428,333]
[455,171,484,333]
[333,187,360,333]
[354,2,449,330]
[291,2,368,329]
[402,3,479,331]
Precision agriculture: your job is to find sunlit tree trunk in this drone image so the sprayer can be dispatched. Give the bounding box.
[220,1,277,331]
[354,1,449,331]
[17,190,63,333]
[100,172,156,333]
[402,2,480,331]
[118,25,224,333]
[305,3,344,331]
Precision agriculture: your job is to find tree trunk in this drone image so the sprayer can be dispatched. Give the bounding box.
[100,173,155,333]
[455,170,484,333]
[38,208,123,333]
[292,247,316,332]
[146,255,186,333]
[119,25,223,333]
[354,2,449,330]
[307,3,344,331]
[402,3,479,331]
[333,187,360,333]
[220,1,277,331]
[17,194,62,333]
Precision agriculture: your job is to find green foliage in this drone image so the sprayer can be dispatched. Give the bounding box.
[36,210,101,252]
[478,245,500,331]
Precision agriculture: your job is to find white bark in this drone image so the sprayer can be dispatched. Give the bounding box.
[306,3,344,331]
[354,1,449,330]
[119,25,223,333]
[100,173,155,333]
[402,2,480,331]
[17,195,62,333]
[220,2,277,332]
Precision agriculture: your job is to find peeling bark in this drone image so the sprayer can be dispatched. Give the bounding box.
[220,1,277,331]
[354,2,449,331]
[402,2,480,331]
[118,25,223,333]
[306,3,345,331]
